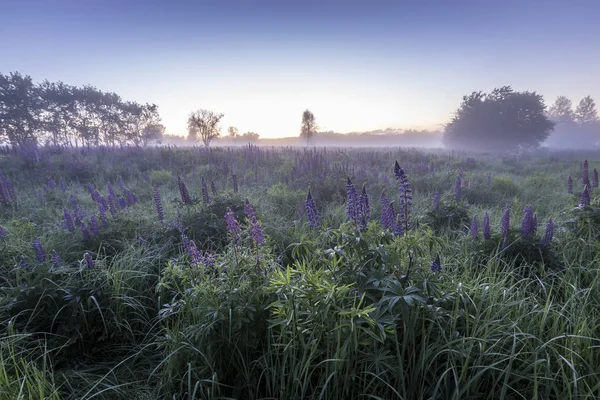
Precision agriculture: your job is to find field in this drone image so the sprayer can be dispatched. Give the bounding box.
[1,145,600,399]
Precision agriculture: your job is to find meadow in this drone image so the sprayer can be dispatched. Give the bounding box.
[1,144,600,400]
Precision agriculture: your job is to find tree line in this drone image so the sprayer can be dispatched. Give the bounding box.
[0,72,164,147]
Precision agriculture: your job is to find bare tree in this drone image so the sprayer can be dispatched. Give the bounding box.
[300,109,317,146]
[187,109,224,147]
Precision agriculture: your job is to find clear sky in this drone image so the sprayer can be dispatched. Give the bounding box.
[2,0,600,138]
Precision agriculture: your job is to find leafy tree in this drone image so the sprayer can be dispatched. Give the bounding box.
[228,126,239,138]
[574,96,598,125]
[0,72,43,146]
[443,86,554,151]
[300,109,317,146]
[548,96,575,125]
[187,109,224,147]
[242,131,259,142]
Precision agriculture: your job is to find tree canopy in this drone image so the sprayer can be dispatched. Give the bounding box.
[187,109,224,147]
[300,109,317,146]
[443,86,554,151]
[546,95,600,147]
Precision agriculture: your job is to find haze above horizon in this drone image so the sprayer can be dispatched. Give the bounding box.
[2,0,599,139]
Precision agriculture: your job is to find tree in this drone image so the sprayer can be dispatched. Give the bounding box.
[548,96,575,126]
[0,72,43,146]
[300,109,317,146]
[187,109,224,147]
[574,96,598,125]
[227,126,239,138]
[443,86,554,151]
[242,131,259,142]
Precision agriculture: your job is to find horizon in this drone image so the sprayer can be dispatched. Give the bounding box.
[2,0,600,139]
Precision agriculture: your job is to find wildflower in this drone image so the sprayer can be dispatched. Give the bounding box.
[520,206,534,238]
[346,176,359,225]
[225,207,241,241]
[32,238,46,263]
[455,174,462,202]
[99,202,108,226]
[430,255,442,273]
[203,251,215,268]
[380,190,395,230]
[543,218,554,246]
[358,183,370,232]
[394,161,412,233]
[51,251,61,269]
[177,175,192,205]
[594,168,599,188]
[305,188,320,228]
[580,185,591,207]
[501,205,510,238]
[185,239,203,265]
[471,217,478,239]
[48,177,57,189]
[83,252,95,269]
[0,225,7,241]
[153,186,165,221]
[583,160,591,187]
[81,224,92,240]
[89,216,100,236]
[201,177,209,203]
[64,209,75,232]
[483,212,491,240]
[211,180,217,195]
[393,214,404,237]
[244,199,255,220]
[250,217,265,245]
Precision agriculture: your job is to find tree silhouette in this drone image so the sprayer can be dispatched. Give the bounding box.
[187,109,224,147]
[575,96,598,125]
[300,109,317,146]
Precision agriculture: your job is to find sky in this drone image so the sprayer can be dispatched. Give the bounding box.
[2,0,600,138]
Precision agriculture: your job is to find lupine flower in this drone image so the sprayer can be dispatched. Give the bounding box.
[430,255,442,273]
[177,175,192,205]
[118,175,126,192]
[568,176,573,194]
[211,180,217,195]
[455,174,462,202]
[48,177,57,189]
[433,190,440,213]
[394,161,412,234]
[594,168,599,188]
[126,190,137,206]
[583,160,591,187]
[203,251,215,268]
[185,239,204,265]
[520,206,534,238]
[393,214,404,237]
[64,209,75,232]
[580,185,591,207]
[117,197,127,210]
[501,206,510,238]
[244,199,255,220]
[232,173,238,194]
[0,225,7,241]
[32,238,46,263]
[99,202,108,226]
[225,207,241,241]
[305,188,320,228]
[83,252,95,269]
[483,212,491,240]
[59,178,67,192]
[471,217,478,239]
[249,218,265,244]
[345,177,359,225]
[107,192,117,215]
[89,216,100,236]
[81,224,92,240]
[380,190,395,230]
[532,213,538,236]
[51,251,61,269]
[358,183,370,232]
[153,186,165,221]
[543,218,554,246]
[201,177,209,203]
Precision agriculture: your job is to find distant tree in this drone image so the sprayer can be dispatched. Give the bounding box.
[574,96,598,126]
[548,96,575,125]
[0,72,43,146]
[300,109,317,146]
[242,131,259,142]
[443,86,554,151]
[227,126,239,138]
[187,109,224,147]
[142,123,165,146]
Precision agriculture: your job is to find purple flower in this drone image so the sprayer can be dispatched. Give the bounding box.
[520,206,534,238]
[501,206,510,238]
[594,168,599,188]
[429,255,441,273]
[244,199,255,220]
[394,161,412,234]
[225,207,241,241]
[471,217,478,239]
[305,188,320,228]
[32,238,46,263]
[568,176,573,194]
[433,190,440,213]
[393,214,404,237]
[185,239,203,265]
[64,209,75,232]
[346,176,359,225]
[153,186,165,221]
[211,180,217,195]
[455,174,462,202]
[483,212,491,240]
[380,190,395,230]
[0,225,7,241]
[203,251,215,268]
[81,224,92,240]
[250,218,265,244]
[51,251,61,269]
[543,218,554,246]
[99,202,108,226]
[89,216,100,236]
[48,177,57,190]
[583,160,591,187]
[177,175,192,205]
[126,190,137,206]
[232,173,238,194]
[83,252,95,269]
[580,185,591,207]
[201,177,209,203]
[358,183,370,232]
[59,178,67,192]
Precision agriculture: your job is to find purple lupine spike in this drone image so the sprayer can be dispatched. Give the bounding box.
[64,209,75,232]
[567,176,573,194]
[455,174,462,202]
[59,178,67,192]
[345,176,359,225]
[429,255,442,273]
[0,225,7,241]
[305,188,320,228]
[393,214,404,237]
[108,183,116,199]
[483,212,491,240]
[594,168,599,188]
[501,206,510,238]
[249,217,265,244]
[433,190,440,213]
[244,199,255,220]
[203,251,215,268]
[185,239,203,265]
[99,202,108,226]
[532,213,538,236]
[32,238,46,263]
[51,251,61,269]
[380,190,395,230]
[232,173,238,194]
[520,206,534,238]
[225,207,241,241]
[89,216,100,236]
[394,161,412,234]
[543,218,554,246]
[81,223,91,240]
[118,175,126,192]
[359,183,370,232]
[153,186,165,221]
[126,190,136,206]
[471,217,478,239]
[583,160,591,187]
[211,180,217,196]
[48,177,57,189]
[177,175,192,205]
[117,197,127,210]
[107,192,117,215]
[83,252,95,269]
[580,185,591,207]
[201,177,209,203]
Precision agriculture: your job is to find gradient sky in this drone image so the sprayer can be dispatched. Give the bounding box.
[2,0,600,138]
